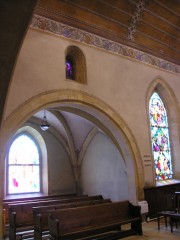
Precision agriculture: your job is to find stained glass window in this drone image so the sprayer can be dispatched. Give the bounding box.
[8,134,40,194]
[149,92,173,180]
[66,56,75,80]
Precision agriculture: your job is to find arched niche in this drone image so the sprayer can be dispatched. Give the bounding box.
[65,46,87,84]
[0,89,144,204]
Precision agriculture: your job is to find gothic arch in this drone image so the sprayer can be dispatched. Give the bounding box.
[146,77,180,180]
[0,89,144,202]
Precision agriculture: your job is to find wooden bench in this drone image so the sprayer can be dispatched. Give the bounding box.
[33,198,111,240]
[8,195,103,240]
[48,201,142,240]
[3,193,76,203]
[2,193,76,237]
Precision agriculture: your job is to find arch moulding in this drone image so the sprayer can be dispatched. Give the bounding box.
[0,89,144,200]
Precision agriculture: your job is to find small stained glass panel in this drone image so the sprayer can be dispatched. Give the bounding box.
[66,59,74,80]
[149,93,168,127]
[151,127,170,152]
[149,92,173,180]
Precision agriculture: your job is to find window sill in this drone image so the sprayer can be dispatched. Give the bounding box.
[156,179,180,187]
[3,192,44,201]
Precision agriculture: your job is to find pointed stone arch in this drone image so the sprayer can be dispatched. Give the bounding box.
[0,89,144,203]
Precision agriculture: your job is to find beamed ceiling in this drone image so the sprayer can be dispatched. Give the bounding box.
[36,0,180,65]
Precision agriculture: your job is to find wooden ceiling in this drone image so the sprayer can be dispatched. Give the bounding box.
[36,0,180,65]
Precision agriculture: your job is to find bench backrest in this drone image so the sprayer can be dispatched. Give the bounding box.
[3,193,76,203]
[33,197,108,215]
[9,195,103,226]
[34,199,111,229]
[3,193,79,224]
[48,201,139,234]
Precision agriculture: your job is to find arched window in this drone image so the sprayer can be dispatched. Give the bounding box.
[7,133,41,194]
[149,92,173,180]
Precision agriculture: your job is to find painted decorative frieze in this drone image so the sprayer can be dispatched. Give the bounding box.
[31,15,180,75]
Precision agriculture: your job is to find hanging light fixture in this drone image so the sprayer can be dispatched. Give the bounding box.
[40,110,50,131]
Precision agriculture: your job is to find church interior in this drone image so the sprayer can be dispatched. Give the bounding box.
[0,0,180,239]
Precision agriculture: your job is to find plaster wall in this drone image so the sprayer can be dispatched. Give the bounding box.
[81,132,128,201]
[4,28,180,186]
[44,132,76,195]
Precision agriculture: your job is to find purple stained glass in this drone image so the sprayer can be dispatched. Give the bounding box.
[66,58,74,80]
[149,92,173,180]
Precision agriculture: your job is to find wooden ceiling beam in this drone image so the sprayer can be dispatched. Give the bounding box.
[99,0,136,15]
[138,22,179,50]
[155,0,180,16]
[146,0,180,27]
[36,0,180,65]
[62,0,131,27]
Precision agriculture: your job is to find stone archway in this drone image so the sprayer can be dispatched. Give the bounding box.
[0,89,144,201]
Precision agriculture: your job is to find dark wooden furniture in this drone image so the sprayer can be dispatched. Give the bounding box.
[157,193,180,232]
[3,193,76,238]
[48,201,142,240]
[169,213,180,233]
[157,194,176,229]
[3,193,76,203]
[33,198,111,240]
[144,182,180,219]
[8,195,103,240]
[157,211,180,233]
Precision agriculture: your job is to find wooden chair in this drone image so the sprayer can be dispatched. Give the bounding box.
[157,194,176,230]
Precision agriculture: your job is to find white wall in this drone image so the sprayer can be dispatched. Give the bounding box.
[81,132,128,201]
[3,26,180,193]
[44,130,76,195]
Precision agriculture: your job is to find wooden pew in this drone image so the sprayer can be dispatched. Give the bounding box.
[33,199,111,240]
[3,193,76,203]
[3,193,76,236]
[48,201,142,240]
[8,195,103,240]
[2,193,79,238]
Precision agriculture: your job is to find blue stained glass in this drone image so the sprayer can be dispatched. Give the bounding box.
[149,92,173,180]
[149,93,168,127]
[151,127,170,152]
